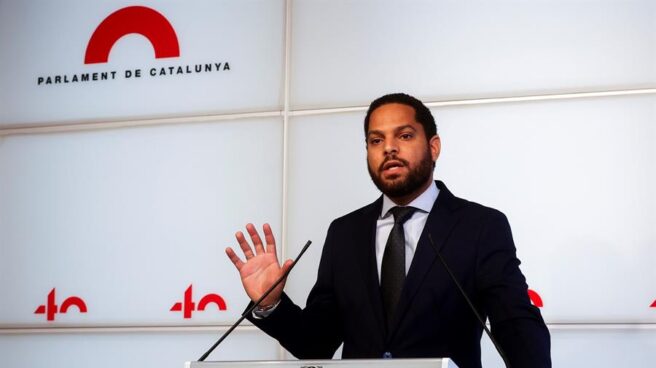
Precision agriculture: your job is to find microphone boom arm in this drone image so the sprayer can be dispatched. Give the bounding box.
[198,240,312,361]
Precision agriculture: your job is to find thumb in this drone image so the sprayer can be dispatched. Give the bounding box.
[280,259,294,274]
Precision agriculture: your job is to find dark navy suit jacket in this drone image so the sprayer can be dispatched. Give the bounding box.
[248,181,551,368]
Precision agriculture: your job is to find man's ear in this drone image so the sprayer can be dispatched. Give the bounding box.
[430,135,441,162]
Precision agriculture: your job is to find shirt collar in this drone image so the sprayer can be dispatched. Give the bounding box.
[380,181,440,219]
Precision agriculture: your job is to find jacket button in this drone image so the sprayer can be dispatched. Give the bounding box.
[383,352,392,359]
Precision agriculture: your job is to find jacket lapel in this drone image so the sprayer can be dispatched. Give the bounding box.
[387,181,463,341]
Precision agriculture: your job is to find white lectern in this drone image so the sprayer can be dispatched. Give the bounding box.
[186,358,458,368]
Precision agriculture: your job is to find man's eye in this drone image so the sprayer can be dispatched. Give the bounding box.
[400,133,413,140]
[369,138,383,145]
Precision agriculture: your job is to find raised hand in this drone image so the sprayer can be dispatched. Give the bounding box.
[225,223,293,307]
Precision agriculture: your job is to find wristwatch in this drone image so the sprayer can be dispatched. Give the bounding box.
[253,299,281,318]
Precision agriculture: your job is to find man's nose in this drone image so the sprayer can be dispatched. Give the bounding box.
[384,139,398,155]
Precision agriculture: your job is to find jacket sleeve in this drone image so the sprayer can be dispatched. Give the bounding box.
[246,221,344,359]
[475,210,552,368]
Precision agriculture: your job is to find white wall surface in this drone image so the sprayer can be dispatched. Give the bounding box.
[481,327,656,367]
[1,0,654,367]
[290,0,656,109]
[0,118,283,327]
[0,329,279,367]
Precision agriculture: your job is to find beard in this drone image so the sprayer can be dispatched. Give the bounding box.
[367,148,434,199]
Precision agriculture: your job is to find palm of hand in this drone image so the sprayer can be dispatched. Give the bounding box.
[226,223,292,306]
[240,252,283,301]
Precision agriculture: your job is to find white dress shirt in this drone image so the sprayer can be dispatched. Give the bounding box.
[375,181,440,282]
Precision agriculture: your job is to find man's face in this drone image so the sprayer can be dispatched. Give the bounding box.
[366,103,441,203]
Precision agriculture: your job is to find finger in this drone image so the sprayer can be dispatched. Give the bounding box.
[246,223,266,255]
[280,259,294,275]
[235,230,255,260]
[263,223,277,255]
[225,247,244,270]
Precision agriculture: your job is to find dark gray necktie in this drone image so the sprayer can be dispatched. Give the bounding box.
[381,206,416,331]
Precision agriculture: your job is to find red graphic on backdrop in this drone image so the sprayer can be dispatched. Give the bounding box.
[85,6,180,64]
[528,289,544,308]
[34,288,88,321]
[650,300,656,308]
[170,284,227,319]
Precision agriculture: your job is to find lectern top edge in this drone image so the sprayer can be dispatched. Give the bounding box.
[186,357,458,368]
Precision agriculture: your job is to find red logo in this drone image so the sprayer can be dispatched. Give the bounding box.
[170,284,227,319]
[650,299,656,308]
[34,288,88,321]
[85,6,180,64]
[528,289,544,308]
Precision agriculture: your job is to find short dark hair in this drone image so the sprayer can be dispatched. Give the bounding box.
[364,93,437,140]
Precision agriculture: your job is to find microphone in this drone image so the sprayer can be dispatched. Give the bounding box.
[427,233,511,368]
[197,240,312,361]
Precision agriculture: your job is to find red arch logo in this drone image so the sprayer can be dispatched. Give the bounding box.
[85,6,180,64]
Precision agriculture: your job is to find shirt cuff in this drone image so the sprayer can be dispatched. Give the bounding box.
[251,299,281,319]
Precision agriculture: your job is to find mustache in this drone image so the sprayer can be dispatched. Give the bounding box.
[378,155,409,172]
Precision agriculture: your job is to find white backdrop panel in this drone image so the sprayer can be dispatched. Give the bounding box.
[0,118,283,326]
[0,329,279,368]
[481,327,656,367]
[290,0,656,109]
[438,95,656,322]
[0,0,284,127]
[284,113,379,305]
[284,95,655,322]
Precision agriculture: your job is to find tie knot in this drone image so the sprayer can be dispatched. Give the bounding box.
[389,206,416,225]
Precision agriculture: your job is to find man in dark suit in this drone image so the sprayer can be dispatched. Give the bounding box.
[226,93,551,367]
